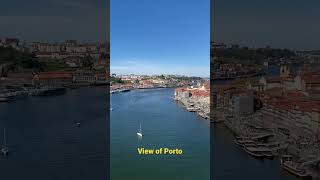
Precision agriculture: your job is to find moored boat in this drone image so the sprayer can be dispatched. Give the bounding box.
[243,146,274,159]
[0,97,10,103]
[280,155,312,179]
[281,162,312,179]
[243,146,264,159]
[36,87,67,96]
[1,128,9,156]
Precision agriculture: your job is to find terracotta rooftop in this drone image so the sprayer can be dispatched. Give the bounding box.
[265,76,282,83]
[190,89,210,97]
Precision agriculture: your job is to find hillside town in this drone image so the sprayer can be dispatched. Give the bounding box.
[109,73,210,120]
[174,82,210,120]
[0,37,108,67]
[110,74,203,91]
[211,42,320,179]
[0,37,109,102]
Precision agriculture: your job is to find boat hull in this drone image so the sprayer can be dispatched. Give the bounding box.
[281,164,312,179]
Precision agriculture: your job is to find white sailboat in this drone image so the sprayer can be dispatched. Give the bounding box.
[75,121,81,127]
[137,123,143,137]
[1,128,8,156]
[110,96,114,111]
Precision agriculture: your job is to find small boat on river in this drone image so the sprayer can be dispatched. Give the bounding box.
[280,155,312,179]
[137,123,143,137]
[1,128,9,156]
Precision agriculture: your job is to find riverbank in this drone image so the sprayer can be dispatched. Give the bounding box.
[211,63,320,179]
[0,83,108,103]
[214,111,319,179]
[110,87,162,94]
[211,72,265,80]
[173,87,210,120]
[0,86,108,180]
[212,123,298,180]
[110,88,209,180]
[110,85,182,94]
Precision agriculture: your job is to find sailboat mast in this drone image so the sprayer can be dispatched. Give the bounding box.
[3,128,6,146]
[140,123,141,133]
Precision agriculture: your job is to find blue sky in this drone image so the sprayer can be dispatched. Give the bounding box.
[213,0,320,50]
[0,0,108,42]
[111,0,210,77]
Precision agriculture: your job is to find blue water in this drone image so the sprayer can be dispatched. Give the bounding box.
[110,88,210,180]
[211,124,297,180]
[0,87,108,180]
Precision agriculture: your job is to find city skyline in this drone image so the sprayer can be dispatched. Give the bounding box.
[111,73,207,78]
[111,0,210,77]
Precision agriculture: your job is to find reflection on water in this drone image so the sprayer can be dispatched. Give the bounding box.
[111,88,210,180]
[0,87,108,180]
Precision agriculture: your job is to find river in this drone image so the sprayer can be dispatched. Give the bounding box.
[211,67,298,180]
[110,88,210,180]
[0,86,300,179]
[0,87,108,180]
[211,124,297,180]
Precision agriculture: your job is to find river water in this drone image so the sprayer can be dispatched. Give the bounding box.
[0,87,108,180]
[211,67,298,180]
[0,86,300,179]
[110,88,210,180]
[211,124,297,180]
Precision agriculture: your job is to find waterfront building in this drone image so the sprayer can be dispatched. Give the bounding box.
[212,91,218,109]
[280,65,291,78]
[259,76,282,91]
[32,71,74,87]
[175,88,191,98]
[174,86,210,119]
[1,71,34,86]
[94,73,108,83]
[247,81,264,92]
[261,98,320,140]
[72,71,96,83]
[233,93,254,115]
[0,38,20,50]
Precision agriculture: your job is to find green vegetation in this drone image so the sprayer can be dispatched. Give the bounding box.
[0,46,45,72]
[214,47,295,65]
[81,56,94,69]
[157,75,166,79]
[0,46,97,74]
[175,76,202,81]
[111,76,130,84]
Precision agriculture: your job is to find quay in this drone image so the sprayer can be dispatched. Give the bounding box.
[110,88,131,94]
[173,85,210,120]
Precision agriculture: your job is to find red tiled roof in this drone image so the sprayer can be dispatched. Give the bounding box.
[175,88,188,92]
[265,76,282,83]
[34,71,74,80]
[190,89,210,97]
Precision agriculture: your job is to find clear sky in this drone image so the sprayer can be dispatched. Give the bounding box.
[110,0,210,77]
[0,0,108,42]
[212,0,320,50]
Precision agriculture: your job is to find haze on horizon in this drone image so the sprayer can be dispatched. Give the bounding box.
[112,72,209,78]
[0,0,108,42]
[212,0,320,50]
